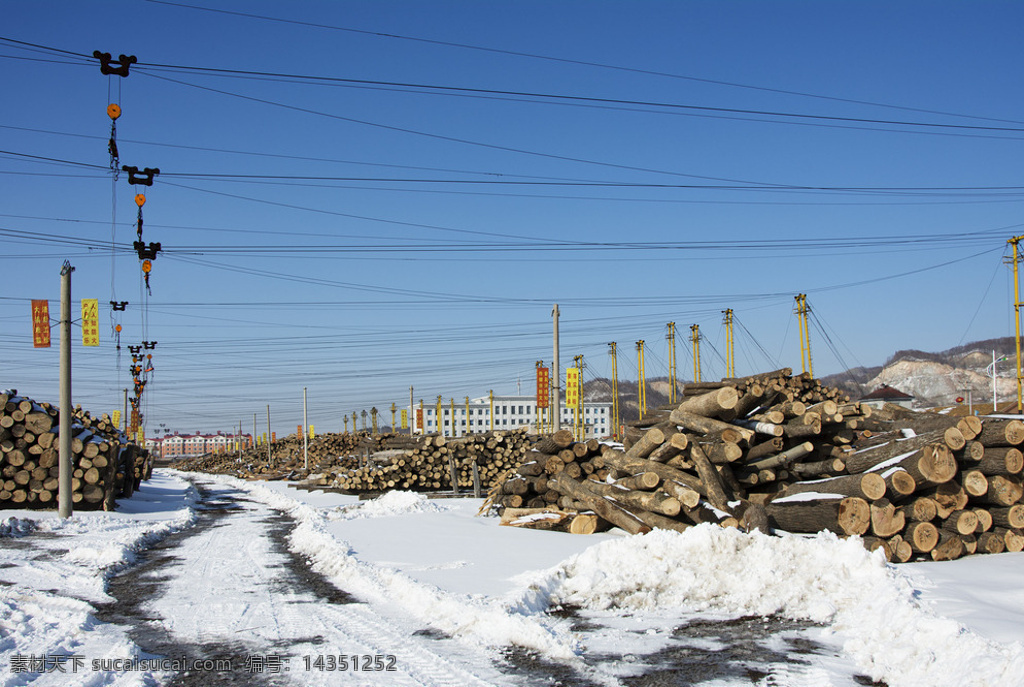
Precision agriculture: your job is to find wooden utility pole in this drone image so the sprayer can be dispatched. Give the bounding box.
[609,342,620,440]
[723,309,736,378]
[552,304,561,431]
[795,294,813,377]
[636,340,646,420]
[1010,237,1024,411]
[59,261,74,518]
[667,322,677,405]
[690,324,701,383]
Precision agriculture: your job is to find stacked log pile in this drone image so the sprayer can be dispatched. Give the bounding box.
[175,428,531,494]
[319,429,530,493]
[490,370,1024,562]
[172,430,384,479]
[1,390,148,510]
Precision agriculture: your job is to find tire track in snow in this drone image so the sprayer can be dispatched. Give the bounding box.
[114,479,506,686]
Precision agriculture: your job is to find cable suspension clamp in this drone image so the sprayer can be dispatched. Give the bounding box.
[93,51,137,77]
[110,301,129,311]
[133,241,162,260]
[142,341,157,350]
[122,166,160,186]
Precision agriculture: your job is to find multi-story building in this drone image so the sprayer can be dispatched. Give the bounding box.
[410,394,612,439]
[144,432,252,460]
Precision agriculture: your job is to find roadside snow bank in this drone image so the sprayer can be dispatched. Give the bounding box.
[528,525,1023,687]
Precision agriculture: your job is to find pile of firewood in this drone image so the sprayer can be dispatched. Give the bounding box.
[1,390,150,510]
[175,428,531,494]
[315,429,530,493]
[172,430,386,479]
[490,369,1024,562]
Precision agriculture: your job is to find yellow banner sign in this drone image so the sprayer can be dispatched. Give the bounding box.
[112,410,121,429]
[400,408,408,429]
[566,367,579,406]
[81,299,99,346]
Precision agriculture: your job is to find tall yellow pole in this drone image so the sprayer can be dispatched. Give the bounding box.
[489,389,494,432]
[436,395,443,436]
[690,324,701,383]
[609,342,619,440]
[1011,237,1024,411]
[795,294,814,377]
[667,322,677,404]
[636,340,646,420]
[723,309,735,378]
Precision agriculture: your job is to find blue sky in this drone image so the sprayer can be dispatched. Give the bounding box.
[3,1,1023,437]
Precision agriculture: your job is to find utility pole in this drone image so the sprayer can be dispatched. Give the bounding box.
[266,404,271,463]
[666,322,677,405]
[252,413,256,451]
[58,261,74,518]
[636,340,646,420]
[723,309,735,378]
[795,294,814,377]
[409,386,414,434]
[123,388,128,433]
[302,387,308,470]
[552,304,561,431]
[465,396,470,435]
[690,324,701,383]
[609,342,619,440]
[489,390,494,432]
[391,402,397,433]
[1010,237,1024,411]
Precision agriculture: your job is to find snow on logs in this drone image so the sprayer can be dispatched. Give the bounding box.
[490,370,1024,562]
[0,390,150,510]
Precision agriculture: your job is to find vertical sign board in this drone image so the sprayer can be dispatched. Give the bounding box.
[31,300,50,348]
[112,410,121,429]
[400,408,408,429]
[536,367,549,408]
[309,424,315,439]
[81,299,99,346]
[565,367,579,407]
[416,407,423,433]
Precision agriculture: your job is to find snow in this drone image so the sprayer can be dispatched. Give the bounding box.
[2,469,1024,686]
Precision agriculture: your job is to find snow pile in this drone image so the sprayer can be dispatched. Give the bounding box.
[325,490,450,521]
[525,525,1023,687]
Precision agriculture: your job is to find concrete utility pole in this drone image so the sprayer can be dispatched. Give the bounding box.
[302,387,309,470]
[58,261,74,519]
[409,386,414,434]
[552,304,561,431]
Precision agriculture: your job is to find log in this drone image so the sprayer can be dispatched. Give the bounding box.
[973,447,1023,476]
[583,479,682,516]
[941,509,979,536]
[905,520,940,553]
[668,409,755,443]
[673,387,739,419]
[647,433,689,463]
[976,419,1024,446]
[976,475,1024,507]
[745,441,814,471]
[765,495,870,536]
[989,505,1024,529]
[623,426,666,460]
[689,443,733,512]
[552,472,651,535]
[779,472,886,502]
[880,468,917,498]
[930,531,965,561]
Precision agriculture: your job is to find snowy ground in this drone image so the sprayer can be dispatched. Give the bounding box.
[1,469,1022,686]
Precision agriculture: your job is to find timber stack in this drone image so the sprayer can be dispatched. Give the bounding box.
[318,429,530,493]
[490,369,1024,562]
[174,428,531,493]
[1,390,150,510]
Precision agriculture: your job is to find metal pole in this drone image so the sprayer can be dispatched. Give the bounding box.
[302,387,309,470]
[123,388,128,433]
[409,386,414,435]
[552,304,561,431]
[253,413,257,451]
[993,350,998,411]
[58,262,74,519]
[266,404,272,462]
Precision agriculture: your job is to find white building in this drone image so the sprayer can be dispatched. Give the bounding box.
[410,394,612,439]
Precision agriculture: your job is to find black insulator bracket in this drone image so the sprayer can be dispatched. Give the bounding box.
[122,165,160,186]
[142,341,157,350]
[110,301,129,311]
[94,51,137,77]
[134,241,162,260]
